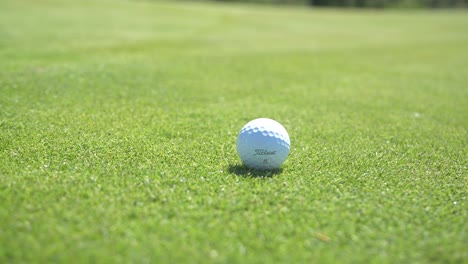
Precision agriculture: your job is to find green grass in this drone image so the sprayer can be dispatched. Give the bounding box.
[1,0,467,263]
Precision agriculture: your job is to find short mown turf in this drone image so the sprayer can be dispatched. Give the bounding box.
[0,0,467,263]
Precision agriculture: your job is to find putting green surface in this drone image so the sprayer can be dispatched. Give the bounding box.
[1,0,467,263]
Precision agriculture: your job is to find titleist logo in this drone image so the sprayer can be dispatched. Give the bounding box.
[254,149,276,155]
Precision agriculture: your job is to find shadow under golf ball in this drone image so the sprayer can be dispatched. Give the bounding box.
[228,164,283,178]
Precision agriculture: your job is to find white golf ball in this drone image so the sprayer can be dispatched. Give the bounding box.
[236,118,290,170]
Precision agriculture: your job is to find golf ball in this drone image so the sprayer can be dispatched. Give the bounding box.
[236,118,290,170]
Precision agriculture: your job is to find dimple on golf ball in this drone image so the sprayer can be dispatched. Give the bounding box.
[236,118,290,170]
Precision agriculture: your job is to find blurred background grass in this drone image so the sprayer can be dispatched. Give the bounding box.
[178,0,468,8]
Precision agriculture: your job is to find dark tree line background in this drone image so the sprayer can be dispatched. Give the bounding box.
[208,0,468,7]
[310,0,467,7]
